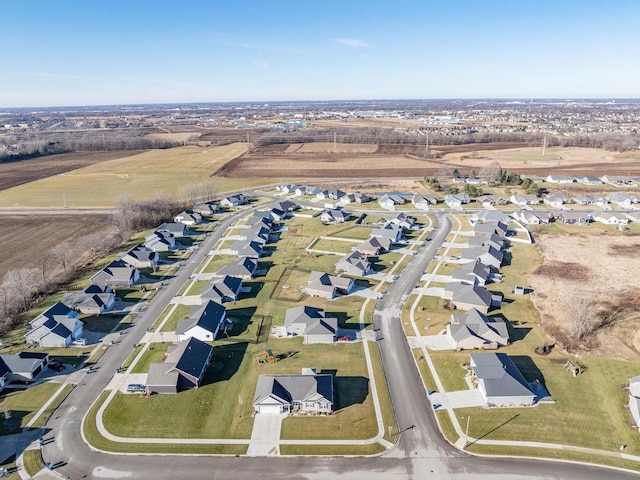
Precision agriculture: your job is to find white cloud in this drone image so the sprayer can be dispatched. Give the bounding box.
[333,38,370,47]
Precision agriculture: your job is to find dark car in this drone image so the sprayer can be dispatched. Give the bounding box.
[48,361,65,372]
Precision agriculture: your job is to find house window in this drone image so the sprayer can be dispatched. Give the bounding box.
[304,402,315,409]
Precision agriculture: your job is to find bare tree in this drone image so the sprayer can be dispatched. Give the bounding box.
[50,242,75,279]
[4,268,39,310]
[566,292,597,341]
[479,162,502,182]
[436,163,455,179]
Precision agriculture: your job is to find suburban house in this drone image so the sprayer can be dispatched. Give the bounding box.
[543,193,570,208]
[572,195,608,207]
[509,194,540,207]
[340,192,372,205]
[217,257,258,279]
[444,283,494,314]
[378,193,405,210]
[274,200,300,213]
[472,210,511,224]
[447,309,509,350]
[451,261,491,287]
[326,189,346,200]
[592,212,629,225]
[253,370,334,414]
[320,209,350,224]
[461,245,503,271]
[174,209,203,225]
[121,244,159,269]
[295,185,321,196]
[626,211,640,223]
[25,302,83,347]
[511,210,554,225]
[575,175,603,185]
[389,212,415,230]
[306,271,354,299]
[230,239,264,258]
[145,231,176,252]
[176,300,226,342]
[220,194,248,207]
[335,251,372,277]
[0,352,49,391]
[546,175,575,184]
[356,236,392,256]
[628,376,640,430]
[62,286,116,315]
[147,337,213,394]
[201,275,242,303]
[476,194,507,208]
[90,260,140,288]
[192,203,219,215]
[469,353,536,407]
[603,176,637,188]
[412,194,438,211]
[474,221,507,238]
[556,211,590,226]
[371,223,403,243]
[444,194,470,210]
[284,306,338,344]
[467,233,504,252]
[607,192,637,208]
[277,184,298,194]
[157,222,189,238]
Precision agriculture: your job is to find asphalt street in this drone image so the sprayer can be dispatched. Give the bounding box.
[37,206,640,480]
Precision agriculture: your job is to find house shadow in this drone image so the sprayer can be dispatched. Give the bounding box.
[202,342,248,385]
[492,313,532,342]
[501,251,513,267]
[238,281,264,300]
[510,355,548,391]
[353,279,375,289]
[369,258,385,273]
[333,376,370,411]
[257,260,274,273]
[4,426,53,467]
[224,306,257,338]
[326,311,368,330]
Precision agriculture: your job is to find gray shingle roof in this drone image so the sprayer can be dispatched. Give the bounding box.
[470,353,534,398]
[253,373,333,406]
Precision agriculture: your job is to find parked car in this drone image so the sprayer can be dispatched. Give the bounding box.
[126,384,147,393]
[72,338,87,346]
[48,361,65,372]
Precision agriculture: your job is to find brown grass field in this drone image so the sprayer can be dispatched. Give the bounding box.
[0,214,114,274]
[0,151,143,192]
[529,232,640,361]
[285,142,379,154]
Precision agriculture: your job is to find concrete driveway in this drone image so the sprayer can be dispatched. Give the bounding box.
[246,413,287,456]
[407,333,455,351]
[430,389,485,409]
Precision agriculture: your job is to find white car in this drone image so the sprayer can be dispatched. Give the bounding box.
[72,338,87,346]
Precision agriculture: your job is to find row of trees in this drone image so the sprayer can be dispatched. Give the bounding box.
[0,191,196,336]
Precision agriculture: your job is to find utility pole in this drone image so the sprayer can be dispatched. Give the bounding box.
[465,415,470,447]
[333,131,337,153]
[542,136,547,156]
[425,133,430,158]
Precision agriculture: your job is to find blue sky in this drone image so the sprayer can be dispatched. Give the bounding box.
[1,0,639,107]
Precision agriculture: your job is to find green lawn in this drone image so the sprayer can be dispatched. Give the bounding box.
[312,238,355,254]
[21,450,43,478]
[83,314,124,333]
[331,226,373,241]
[159,305,191,332]
[0,383,62,435]
[130,343,170,374]
[28,384,74,429]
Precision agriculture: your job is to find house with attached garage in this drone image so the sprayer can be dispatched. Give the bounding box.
[176,300,226,342]
[274,200,300,213]
[543,193,570,208]
[591,212,629,225]
[285,306,338,344]
[511,210,554,225]
[220,193,248,207]
[253,369,334,415]
[230,239,264,258]
[467,233,504,252]
[472,210,511,224]
[378,193,405,211]
[295,185,321,196]
[339,192,372,205]
[371,223,403,243]
[388,212,416,230]
[306,271,354,299]
[447,308,509,350]
[217,256,258,280]
[201,275,242,304]
[572,195,608,207]
[0,352,49,391]
[575,175,603,185]
[90,259,140,289]
[444,283,494,314]
[468,353,536,407]
[277,184,298,194]
[320,209,351,224]
[145,231,176,252]
[476,194,507,208]
[546,174,575,184]
[192,203,219,215]
[121,244,159,269]
[509,194,540,207]
[356,236,392,256]
[607,192,637,208]
[174,209,203,225]
[335,251,372,277]
[147,337,213,394]
[62,286,116,315]
[626,211,640,223]
[461,245,503,271]
[412,193,438,211]
[451,260,491,287]
[556,211,590,226]
[25,302,83,347]
[473,221,507,238]
[157,222,189,238]
[445,194,470,210]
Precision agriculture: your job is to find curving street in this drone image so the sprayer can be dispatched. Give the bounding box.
[36,205,640,479]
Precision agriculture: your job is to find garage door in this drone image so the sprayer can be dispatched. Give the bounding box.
[258,405,282,414]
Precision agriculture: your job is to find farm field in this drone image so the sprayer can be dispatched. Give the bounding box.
[0,143,271,207]
[528,232,640,361]
[0,213,114,273]
[285,142,378,154]
[0,150,143,192]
